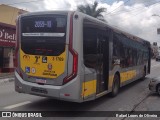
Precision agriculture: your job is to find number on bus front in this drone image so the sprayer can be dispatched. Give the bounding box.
[53,57,64,61]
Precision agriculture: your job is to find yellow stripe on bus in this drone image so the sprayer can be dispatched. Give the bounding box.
[82,80,96,98]
[82,70,136,97]
[109,70,137,87]
[120,70,136,82]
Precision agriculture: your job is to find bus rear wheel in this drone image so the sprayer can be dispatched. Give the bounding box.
[157,85,160,95]
[111,74,120,97]
[142,66,146,80]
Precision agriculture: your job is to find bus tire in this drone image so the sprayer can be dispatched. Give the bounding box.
[111,74,120,97]
[156,84,160,95]
[142,66,146,80]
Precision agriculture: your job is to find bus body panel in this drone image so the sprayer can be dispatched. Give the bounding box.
[15,11,151,102]
[20,49,67,79]
[15,11,84,102]
[19,49,68,86]
[17,11,72,86]
[15,71,83,102]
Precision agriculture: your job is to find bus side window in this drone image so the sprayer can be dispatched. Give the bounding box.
[113,33,126,68]
[132,49,137,66]
[128,49,133,67]
[83,27,97,68]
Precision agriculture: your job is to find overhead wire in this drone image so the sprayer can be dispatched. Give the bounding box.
[106,0,160,34]
[106,1,160,16]
[4,0,160,30]
[106,0,131,15]
[110,1,158,16]
[121,1,160,20]
[4,0,44,6]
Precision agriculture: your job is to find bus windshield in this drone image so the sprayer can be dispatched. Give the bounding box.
[21,15,67,56]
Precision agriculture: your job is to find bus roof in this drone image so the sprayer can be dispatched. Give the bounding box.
[19,10,150,46]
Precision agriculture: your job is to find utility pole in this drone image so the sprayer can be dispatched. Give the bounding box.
[151,14,160,58]
[152,14,160,35]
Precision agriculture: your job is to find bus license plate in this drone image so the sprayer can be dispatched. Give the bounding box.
[36,79,46,84]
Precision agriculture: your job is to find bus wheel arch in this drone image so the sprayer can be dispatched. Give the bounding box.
[156,84,160,95]
[110,72,120,97]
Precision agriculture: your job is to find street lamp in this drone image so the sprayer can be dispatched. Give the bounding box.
[152,14,160,34]
[152,14,160,58]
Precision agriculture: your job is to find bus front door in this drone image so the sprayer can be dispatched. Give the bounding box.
[96,34,109,94]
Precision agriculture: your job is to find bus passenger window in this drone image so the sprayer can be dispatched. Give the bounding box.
[83,27,97,68]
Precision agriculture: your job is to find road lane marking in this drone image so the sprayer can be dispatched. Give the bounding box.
[4,101,31,109]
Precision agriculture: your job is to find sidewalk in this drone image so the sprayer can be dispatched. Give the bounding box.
[0,72,14,79]
[0,72,15,84]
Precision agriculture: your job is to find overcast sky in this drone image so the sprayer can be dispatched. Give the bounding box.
[1,0,160,45]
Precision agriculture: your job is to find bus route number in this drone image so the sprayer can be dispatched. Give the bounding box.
[53,57,64,61]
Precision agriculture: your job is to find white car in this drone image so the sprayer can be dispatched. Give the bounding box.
[156,55,160,61]
[149,77,160,95]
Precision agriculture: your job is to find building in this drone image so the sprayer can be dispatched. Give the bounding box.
[0,4,27,26]
[0,4,27,73]
[151,42,159,58]
[0,22,15,72]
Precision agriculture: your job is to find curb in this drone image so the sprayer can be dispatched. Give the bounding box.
[0,73,14,78]
[0,75,14,79]
[0,77,14,84]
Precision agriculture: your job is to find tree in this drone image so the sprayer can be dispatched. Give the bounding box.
[77,1,106,21]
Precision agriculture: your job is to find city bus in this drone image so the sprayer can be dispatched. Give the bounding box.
[15,11,151,102]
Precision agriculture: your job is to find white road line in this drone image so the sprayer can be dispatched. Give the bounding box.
[4,101,31,110]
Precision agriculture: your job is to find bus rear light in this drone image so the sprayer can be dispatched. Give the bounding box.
[64,94,70,96]
[73,52,78,72]
[63,12,78,85]
[63,54,78,84]
[60,93,70,97]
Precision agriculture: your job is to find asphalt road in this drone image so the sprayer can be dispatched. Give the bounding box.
[0,60,160,120]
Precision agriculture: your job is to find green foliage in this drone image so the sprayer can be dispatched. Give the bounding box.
[77,1,107,22]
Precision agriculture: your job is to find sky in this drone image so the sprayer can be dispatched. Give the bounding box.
[1,0,160,45]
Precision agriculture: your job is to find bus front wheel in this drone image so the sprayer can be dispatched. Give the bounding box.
[111,74,120,97]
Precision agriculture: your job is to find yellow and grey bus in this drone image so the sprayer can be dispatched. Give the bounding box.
[15,11,151,102]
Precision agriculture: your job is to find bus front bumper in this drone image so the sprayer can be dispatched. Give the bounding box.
[14,71,82,103]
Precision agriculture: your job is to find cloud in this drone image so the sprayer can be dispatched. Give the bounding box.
[43,0,96,10]
[98,0,160,45]
[0,0,47,11]
[2,0,160,45]
[43,0,160,45]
